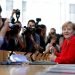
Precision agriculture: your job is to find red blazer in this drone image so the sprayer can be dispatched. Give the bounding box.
[55,35,75,64]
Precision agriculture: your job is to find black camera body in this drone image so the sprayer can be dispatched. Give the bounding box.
[6,25,20,36]
[35,18,41,27]
[36,18,41,22]
[10,9,20,24]
[22,18,42,36]
[1,18,20,36]
[22,26,36,36]
[15,9,20,21]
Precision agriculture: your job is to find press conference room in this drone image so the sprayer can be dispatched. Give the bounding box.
[0,0,75,75]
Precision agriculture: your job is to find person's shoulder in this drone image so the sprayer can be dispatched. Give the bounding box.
[70,36,75,44]
[71,35,75,40]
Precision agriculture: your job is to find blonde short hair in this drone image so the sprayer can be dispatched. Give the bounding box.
[62,21,75,30]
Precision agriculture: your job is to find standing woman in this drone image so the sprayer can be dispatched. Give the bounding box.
[50,21,75,64]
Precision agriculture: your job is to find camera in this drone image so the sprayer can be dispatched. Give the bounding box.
[1,18,14,28]
[1,18,21,36]
[22,18,42,36]
[22,26,36,36]
[10,9,20,24]
[15,9,20,21]
[35,18,41,27]
[36,18,41,22]
[8,9,21,36]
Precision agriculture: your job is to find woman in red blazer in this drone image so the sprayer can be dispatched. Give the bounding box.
[50,21,75,64]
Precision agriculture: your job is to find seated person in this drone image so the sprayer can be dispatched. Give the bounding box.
[49,21,75,64]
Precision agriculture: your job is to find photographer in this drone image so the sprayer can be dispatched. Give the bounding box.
[23,19,40,53]
[0,9,25,51]
[46,28,60,45]
[8,9,25,51]
[21,19,41,61]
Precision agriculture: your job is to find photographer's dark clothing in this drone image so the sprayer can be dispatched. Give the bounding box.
[0,38,8,50]
[0,37,23,51]
[40,35,46,53]
[25,33,40,53]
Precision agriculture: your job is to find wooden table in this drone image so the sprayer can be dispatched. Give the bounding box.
[1,51,75,75]
[0,64,75,75]
[0,64,54,75]
[1,64,75,75]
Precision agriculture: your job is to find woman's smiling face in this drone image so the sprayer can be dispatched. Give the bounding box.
[62,22,74,39]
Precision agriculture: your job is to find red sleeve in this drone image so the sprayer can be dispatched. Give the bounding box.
[55,52,60,57]
[55,37,75,64]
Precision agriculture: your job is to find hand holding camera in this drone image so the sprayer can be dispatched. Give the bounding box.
[11,9,20,22]
[12,9,20,15]
[11,9,16,16]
